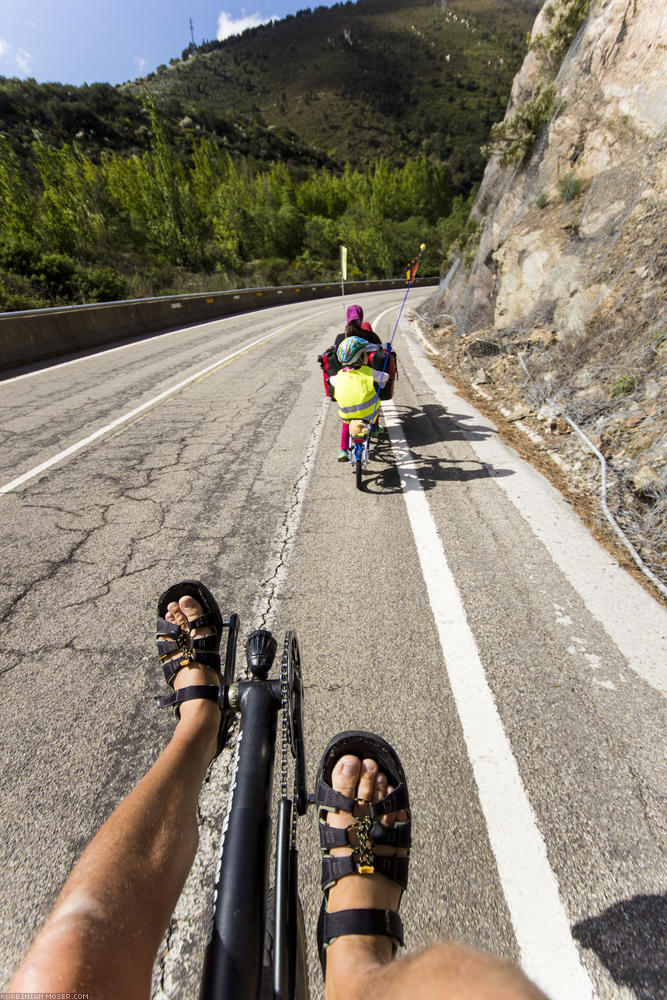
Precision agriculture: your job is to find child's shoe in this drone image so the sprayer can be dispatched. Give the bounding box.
[337,449,348,462]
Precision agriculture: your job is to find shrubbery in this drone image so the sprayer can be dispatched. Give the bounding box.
[0,117,454,310]
[531,0,594,63]
[557,171,583,201]
[481,86,561,166]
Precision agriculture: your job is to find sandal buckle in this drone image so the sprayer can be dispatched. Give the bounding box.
[355,815,375,875]
[176,629,192,666]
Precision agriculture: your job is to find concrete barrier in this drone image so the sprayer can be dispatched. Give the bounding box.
[0,277,437,371]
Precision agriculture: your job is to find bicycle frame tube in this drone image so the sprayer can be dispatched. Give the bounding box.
[273,797,293,999]
[350,436,370,466]
[199,679,282,1000]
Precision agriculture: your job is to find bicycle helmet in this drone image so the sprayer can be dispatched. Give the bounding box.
[337,336,369,367]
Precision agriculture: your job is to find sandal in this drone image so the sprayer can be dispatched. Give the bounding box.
[154,579,226,758]
[315,730,411,974]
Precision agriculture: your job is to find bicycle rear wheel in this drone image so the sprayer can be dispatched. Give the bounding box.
[355,456,362,490]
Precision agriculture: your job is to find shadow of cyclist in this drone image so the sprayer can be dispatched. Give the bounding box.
[572,894,667,1000]
[359,403,513,495]
[398,402,497,447]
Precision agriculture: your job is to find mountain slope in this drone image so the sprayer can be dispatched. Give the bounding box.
[422,0,666,591]
[128,0,538,186]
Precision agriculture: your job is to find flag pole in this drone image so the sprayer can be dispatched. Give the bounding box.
[339,244,348,320]
[367,243,426,424]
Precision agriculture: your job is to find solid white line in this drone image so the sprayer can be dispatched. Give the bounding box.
[382,397,595,1000]
[1,316,220,384]
[412,325,440,355]
[400,326,667,694]
[0,313,326,495]
[2,303,337,384]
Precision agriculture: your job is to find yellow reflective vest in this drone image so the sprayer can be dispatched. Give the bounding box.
[334,365,381,422]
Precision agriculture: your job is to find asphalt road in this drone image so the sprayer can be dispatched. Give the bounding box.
[1,290,665,1000]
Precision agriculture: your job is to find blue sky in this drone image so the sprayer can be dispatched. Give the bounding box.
[0,0,342,86]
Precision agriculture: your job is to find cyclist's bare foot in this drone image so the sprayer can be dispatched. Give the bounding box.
[162,594,221,762]
[324,754,405,981]
[323,756,547,1000]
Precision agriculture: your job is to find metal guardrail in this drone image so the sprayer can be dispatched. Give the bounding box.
[0,276,438,371]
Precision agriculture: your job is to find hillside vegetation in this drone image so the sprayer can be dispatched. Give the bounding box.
[135,0,536,185]
[0,0,538,311]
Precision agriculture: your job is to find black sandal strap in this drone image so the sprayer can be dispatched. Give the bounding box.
[155,684,220,709]
[319,824,352,849]
[156,617,180,637]
[321,908,404,948]
[157,639,180,660]
[370,785,409,816]
[316,778,356,814]
[190,649,222,668]
[319,819,411,851]
[186,612,217,631]
[372,822,411,850]
[321,852,410,891]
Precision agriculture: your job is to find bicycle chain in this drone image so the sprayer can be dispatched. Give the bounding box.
[280,633,299,848]
[280,633,290,801]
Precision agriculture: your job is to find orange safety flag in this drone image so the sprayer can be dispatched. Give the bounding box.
[406,254,420,283]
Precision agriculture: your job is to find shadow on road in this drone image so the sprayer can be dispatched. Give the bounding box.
[357,402,514,495]
[572,894,667,1000]
[399,402,498,446]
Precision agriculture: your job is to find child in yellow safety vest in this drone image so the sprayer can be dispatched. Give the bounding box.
[331,336,389,461]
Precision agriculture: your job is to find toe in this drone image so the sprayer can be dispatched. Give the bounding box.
[165,599,188,628]
[178,595,209,637]
[328,755,361,832]
[373,770,388,807]
[357,758,378,808]
[331,754,361,797]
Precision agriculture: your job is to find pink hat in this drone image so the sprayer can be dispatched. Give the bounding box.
[346,304,363,325]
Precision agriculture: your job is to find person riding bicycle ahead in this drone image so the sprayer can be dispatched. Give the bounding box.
[336,304,382,348]
[332,336,389,462]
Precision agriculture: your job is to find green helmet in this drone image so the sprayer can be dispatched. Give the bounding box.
[337,336,369,366]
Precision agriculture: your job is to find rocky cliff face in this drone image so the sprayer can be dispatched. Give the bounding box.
[422,0,666,591]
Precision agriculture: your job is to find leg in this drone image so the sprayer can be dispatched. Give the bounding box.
[9,592,222,1000]
[339,420,350,460]
[323,753,548,1000]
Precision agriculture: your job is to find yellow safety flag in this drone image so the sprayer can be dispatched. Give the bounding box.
[340,245,348,281]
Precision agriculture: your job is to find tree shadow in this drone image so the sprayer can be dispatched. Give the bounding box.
[572,894,667,1000]
[356,403,513,495]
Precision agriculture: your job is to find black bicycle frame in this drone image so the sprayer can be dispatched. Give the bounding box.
[198,618,309,1000]
[199,677,282,1000]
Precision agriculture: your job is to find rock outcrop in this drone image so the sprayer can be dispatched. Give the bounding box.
[423,0,666,589]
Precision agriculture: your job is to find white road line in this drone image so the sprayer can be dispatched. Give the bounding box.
[2,303,338,384]
[382,397,595,1000]
[1,312,330,495]
[400,325,667,694]
[1,317,215,384]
